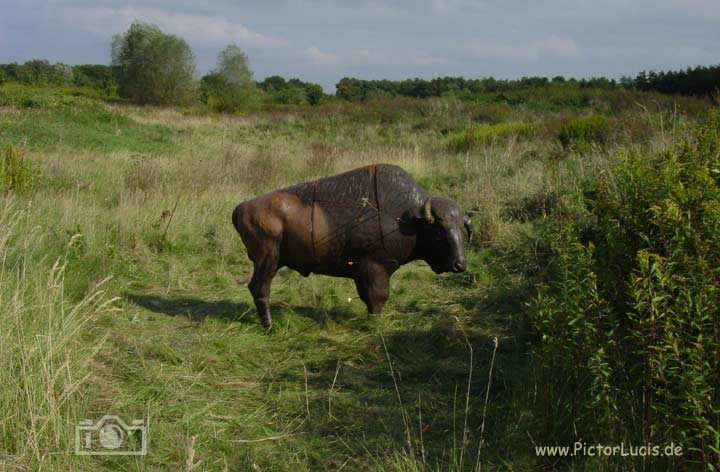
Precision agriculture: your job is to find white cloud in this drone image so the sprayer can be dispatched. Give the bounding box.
[61,5,285,48]
[303,46,338,64]
[472,35,580,61]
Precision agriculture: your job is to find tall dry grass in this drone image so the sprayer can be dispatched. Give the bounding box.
[0,199,117,470]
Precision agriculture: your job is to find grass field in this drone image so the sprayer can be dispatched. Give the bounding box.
[0,84,715,470]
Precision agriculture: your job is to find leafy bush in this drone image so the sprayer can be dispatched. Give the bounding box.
[257,77,325,106]
[532,111,720,468]
[1,144,38,193]
[558,115,611,151]
[304,83,324,106]
[449,122,533,152]
[272,86,308,105]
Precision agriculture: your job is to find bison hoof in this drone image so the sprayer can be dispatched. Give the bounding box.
[260,316,272,330]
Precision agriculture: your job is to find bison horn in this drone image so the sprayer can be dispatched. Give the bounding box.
[423,198,435,224]
[464,214,473,242]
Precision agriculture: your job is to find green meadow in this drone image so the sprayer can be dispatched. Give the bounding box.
[0,83,718,470]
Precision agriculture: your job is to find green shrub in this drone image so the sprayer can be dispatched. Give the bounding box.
[449,122,533,152]
[558,115,611,150]
[1,145,38,193]
[533,226,619,435]
[531,110,720,468]
[304,83,324,106]
[272,86,308,105]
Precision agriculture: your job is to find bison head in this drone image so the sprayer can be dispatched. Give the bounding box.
[404,197,472,274]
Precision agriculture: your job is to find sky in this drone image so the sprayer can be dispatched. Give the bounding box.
[0,0,718,92]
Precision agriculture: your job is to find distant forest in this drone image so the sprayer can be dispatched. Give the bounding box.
[1,59,718,102]
[334,65,720,100]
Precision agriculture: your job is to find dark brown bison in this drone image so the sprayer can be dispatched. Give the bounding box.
[232,164,471,328]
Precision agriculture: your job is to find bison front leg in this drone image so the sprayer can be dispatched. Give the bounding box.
[354,260,391,314]
[248,253,279,329]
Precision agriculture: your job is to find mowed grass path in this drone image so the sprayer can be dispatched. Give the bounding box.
[97,247,530,471]
[3,89,689,470]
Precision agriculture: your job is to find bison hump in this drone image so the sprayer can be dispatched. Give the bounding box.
[307,165,426,261]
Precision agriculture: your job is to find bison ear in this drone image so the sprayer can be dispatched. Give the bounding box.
[399,209,419,227]
[399,198,434,230]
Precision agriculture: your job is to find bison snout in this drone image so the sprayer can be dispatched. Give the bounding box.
[452,259,467,273]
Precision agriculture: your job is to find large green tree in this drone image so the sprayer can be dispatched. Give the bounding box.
[201,44,258,112]
[111,21,196,105]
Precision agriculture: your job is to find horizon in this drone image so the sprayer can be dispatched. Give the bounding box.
[1,1,718,93]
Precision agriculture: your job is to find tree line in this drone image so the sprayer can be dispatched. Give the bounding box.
[627,66,720,96]
[0,60,116,90]
[335,66,720,101]
[1,20,718,108]
[336,76,616,101]
[0,21,326,110]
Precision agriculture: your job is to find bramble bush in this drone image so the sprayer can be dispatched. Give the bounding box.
[532,110,720,468]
